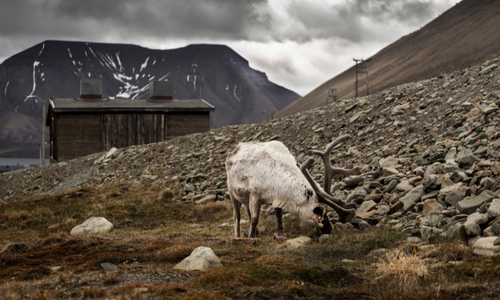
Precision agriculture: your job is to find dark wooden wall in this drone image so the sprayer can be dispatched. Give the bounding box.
[52,112,210,161]
[167,113,210,140]
[101,113,167,151]
[56,114,101,162]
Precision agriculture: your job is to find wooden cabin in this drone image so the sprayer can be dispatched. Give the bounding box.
[46,79,214,163]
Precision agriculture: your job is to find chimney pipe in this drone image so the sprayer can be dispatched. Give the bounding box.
[149,81,175,102]
[78,78,105,101]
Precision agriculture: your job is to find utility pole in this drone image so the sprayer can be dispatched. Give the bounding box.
[41,101,46,166]
[353,58,371,98]
[327,88,337,105]
[261,111,274,122]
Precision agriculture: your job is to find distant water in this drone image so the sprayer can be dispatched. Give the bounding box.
[0,157,50,167]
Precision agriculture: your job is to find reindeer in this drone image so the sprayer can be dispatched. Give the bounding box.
[225,134,361,238]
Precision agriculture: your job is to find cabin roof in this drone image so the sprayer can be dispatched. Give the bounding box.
[49,98,214,113]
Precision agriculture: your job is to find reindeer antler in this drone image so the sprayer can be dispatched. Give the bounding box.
[311,134,361,195]
[300,158,356,223]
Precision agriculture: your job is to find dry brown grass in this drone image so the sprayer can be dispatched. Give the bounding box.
[373,249,429,289]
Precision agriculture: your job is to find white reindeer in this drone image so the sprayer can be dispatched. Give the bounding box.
[225,135,361,238]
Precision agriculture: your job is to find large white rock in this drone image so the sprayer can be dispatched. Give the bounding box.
[285,236,312,249]
[472,237,500,256]
[173,246,222,271]
[70,217,114,236]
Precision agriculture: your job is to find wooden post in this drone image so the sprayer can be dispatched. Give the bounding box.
[41,101,46,165]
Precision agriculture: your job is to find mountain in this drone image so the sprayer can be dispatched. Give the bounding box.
[0,41,300,157]
[275,0,500,119]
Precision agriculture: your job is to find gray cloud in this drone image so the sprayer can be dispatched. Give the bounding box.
[0,0,453,95]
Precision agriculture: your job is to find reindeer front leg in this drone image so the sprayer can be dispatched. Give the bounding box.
[231,196,242,238]
[248,196,262,238]
[274,207,286,239]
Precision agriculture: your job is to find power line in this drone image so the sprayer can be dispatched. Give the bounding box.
[353,58,371,98]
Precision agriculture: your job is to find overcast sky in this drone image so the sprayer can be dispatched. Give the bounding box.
[0,0,455,96]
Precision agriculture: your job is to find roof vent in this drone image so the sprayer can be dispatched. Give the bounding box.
[77,78,107,101]
[149,81,176,102]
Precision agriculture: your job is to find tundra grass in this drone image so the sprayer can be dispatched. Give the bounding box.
[1,183,500,299]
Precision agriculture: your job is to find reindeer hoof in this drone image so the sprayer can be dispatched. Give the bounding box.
[339,209,356,223]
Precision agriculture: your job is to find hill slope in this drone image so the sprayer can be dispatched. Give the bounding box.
[276,0,500,119]
[1,53,500,299]
[0,41,300,157]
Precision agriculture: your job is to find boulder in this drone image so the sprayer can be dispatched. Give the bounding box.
[173,246,222,270]
[421,199,443,217]
[457,190,496,214]
[420,225,442,244]
[487,199,500,218]
[70,217,114,236]
[446,223,466,242]
[357,200,377,215]
[399,185,424,211]
[445,185,469,206]
[379,157,399,168]
[472,237,500,256]
[465,212,489,225]
[464,222,481,237]
[285,236,312,249]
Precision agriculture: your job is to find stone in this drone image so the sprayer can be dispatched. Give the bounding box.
[195,195,217,204]
[472,237,500,256]
[344,176,364,187]
[483,226,495,237]
[357,200,377,215]
[457,149,480,168]
[457,190,496,214]
[464,222,481,237]
[374,204,390,216]
[70,217,114,236]
[487,198,500,218]
[446,223,466,242]
[50,266,64,273]
[445,185,469,206]
[421,225,442,244]
[379,157,399,168]
[105,147,119,159]
[466,212,489,225]
[334,222,356,231]
[399,185,424,211]
[101,262,119,273]
[184,184,194,193]
[421,199,444,217]
[495,237,500,246]
[445,147,457,162]
[173,246,223,270]
[382,167,399,176]
[285,236,312,249]
[319,234,331,243]
[383,180,398,193]
[395,180,413,193]
[406,237,422,244]
[367,188,384,202]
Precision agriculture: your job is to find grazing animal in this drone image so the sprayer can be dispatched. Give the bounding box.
[225,135,361,238]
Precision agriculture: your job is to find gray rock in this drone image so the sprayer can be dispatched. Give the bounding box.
[445,147,457,162]
[101,263,119,273]
[466,212,489,225]
[195,194,217,204]
[457,190,496,214]
[457,149,480,168]
[374,204,390,216]
[383,180,398,193]
[422,199,444,217]
[464,222,481,237]
[395,180,414,193]
[379,157,399,168]
[487,199,500,218]
[319,234,331,243]
[421,225,442,244]
[357,200,377,214]
[399,185,424,211]
[492,224,500,235]
[285,236,312,249]
[184,184,194,193]
[446,223,466,242]
[444,185,469,206]
[174,246,223,270]
[494,237,500,246]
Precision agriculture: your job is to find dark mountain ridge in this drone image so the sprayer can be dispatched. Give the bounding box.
[0,40,300,157]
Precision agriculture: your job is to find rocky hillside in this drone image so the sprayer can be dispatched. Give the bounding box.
[0,40,300,157]
[2,54,500,254]
[276,0,500,119]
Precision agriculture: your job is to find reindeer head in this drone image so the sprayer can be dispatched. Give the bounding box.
[298,135,361,228]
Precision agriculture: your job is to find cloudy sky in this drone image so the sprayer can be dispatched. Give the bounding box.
[0,0,455,96]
